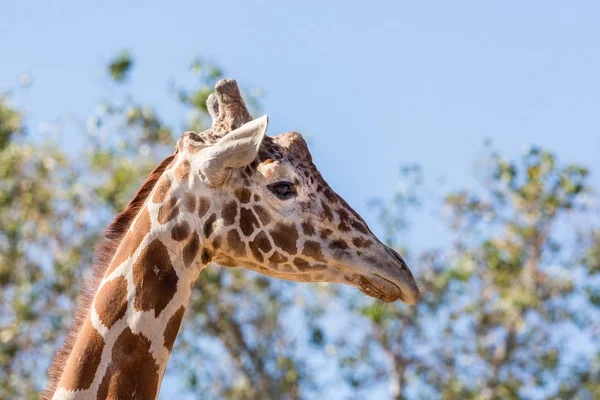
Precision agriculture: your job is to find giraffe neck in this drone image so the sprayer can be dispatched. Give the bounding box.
[51,162,213,400]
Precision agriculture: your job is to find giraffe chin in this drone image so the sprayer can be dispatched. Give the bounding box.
[358,274,418,304]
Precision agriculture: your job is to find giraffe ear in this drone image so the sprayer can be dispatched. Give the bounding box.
[206,93,219,121]
[199,115,268,186]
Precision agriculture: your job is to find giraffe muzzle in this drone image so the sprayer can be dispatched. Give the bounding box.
[357,245,420,304]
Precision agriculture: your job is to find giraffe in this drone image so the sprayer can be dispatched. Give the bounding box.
[43,79,419,400]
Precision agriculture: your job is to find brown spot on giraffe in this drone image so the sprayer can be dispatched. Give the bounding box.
[293,257,311,272]
[174,160,190,183]
[336,208,350,220]
[107,207,151,275]
[200,248,212,265]
[303,241,326,262]
[184,193,196,213]
[269,251,288,266]
[96,328,159,400]
[164,306,185,352]
[270,222,299,254]
[171,221,190,242]
[301,221,315,236]
[320,228,333,239]
[299,201,311,212]
[253,204,271,225]
[234,188,252,203]
[203,213,217,238]
[324,188,337,202]
[330,239,349,251]
[158,197,179,225]
[183,232,200,267]
[336,209,352,232]
[133,239,179,317]
[212,235,223,249]
[351,220,369,235]
[95,277,128,329]
[352,237,373,248]
[249,231,272,263]
[152,176,171,204]
[240,208,260,237]
[59,318,104,391]
[226,229,246,257]
[197,197,210,219]
[222,200,238,226]
[321,201,334,221]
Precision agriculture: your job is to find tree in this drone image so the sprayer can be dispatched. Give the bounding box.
[1,53,598,400]
[324,145,600,399]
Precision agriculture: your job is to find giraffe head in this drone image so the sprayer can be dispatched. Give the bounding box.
[175,79,419,304]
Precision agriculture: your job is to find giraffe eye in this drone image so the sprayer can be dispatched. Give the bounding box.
[268,181,297,200]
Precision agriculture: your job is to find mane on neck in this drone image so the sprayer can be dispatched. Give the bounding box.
[43,153,176,400]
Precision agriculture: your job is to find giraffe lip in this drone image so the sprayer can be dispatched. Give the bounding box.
[357,274,404,303]
[369,273,419,304]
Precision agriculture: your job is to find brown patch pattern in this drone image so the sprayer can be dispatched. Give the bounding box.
[270,222,299,254]
[158,197,179,225]
[351,220,369,235]
[197,197,210,218]
[59,318,104,391]
[253,205,271,225]
[234,188,252,203]
[240,208,260,237]
[249,231,272,263]
[293,257,310,271]
[222,200,238,226]
[152,176,171,204]
[301,221,315,236]
[133,239,179,317]
[320,228,333,238]
[321,201,334,221]
[201,248,212,265]
[269,251,288,266]
[226,230,246,257]
[184,193,196,213]
[43,154,175,400]
[203,213,217,238]
[330,239,349,251]
[174,160,190,183]
[163,306,185,351]
[95,277,128,329]
[97,328,159,400]
[183,233,200,267]
[352,237,373,248]
[171,221,190,242]
[303,241,326,262]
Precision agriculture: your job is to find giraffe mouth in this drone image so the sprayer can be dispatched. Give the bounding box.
[354,271,419,304]
[356,274,405,303]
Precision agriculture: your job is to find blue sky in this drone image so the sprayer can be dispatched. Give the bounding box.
[2,1,599,397]
[2,1,599,252]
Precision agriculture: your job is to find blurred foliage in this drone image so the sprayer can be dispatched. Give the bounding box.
[108,51,134,83]
[338,145,600,399]
[0,54,598,400]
